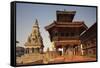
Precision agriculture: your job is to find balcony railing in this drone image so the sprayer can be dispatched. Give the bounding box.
[52,36,80,41]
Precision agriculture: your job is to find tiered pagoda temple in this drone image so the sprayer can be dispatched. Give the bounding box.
[45,10,88,56]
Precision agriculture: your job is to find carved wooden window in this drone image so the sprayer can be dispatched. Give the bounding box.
[71,32,74,36]
[60,32,64,36]
[65,33,69,37]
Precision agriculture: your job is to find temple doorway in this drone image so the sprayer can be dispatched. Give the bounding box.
[65,46,73,56]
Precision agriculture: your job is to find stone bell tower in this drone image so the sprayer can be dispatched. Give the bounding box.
[25,19,44,54]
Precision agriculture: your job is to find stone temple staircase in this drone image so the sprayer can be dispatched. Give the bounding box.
[17,53,43,64]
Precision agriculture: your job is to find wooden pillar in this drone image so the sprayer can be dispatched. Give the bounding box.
[26,48,28,54]
[29,48,31,53]
[73,46,75,55]
[62,47,63,56]
[75,46,77,55]
[61,45,65,56]
[74,47,76,55]
[80,44,84,55]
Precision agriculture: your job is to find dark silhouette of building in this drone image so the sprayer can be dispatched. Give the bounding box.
[80,22,97,57]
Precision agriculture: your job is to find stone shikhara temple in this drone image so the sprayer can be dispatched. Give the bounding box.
[16,19,44,64]
[24,19,44,54]
[45,10,94,56]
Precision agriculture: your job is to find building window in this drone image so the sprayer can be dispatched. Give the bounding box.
[87,43,90,48]
[53,31,58,36]
[65,33,69,37]
[36,48,40,52]
[32,48,34,53]
[93,49,96,54]
[32,38,35,41]
[88,50,92,54]
[55,32,58,36]
[91,39,95,44]
[26,48,29,54]
[60,32,64,36]
[71,32,74,36]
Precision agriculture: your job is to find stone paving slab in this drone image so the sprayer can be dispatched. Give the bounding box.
[48,56,96,63]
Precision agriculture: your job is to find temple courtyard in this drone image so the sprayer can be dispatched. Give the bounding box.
[16,53,96,65]
[48,55,96,63]
[16,10,97,66]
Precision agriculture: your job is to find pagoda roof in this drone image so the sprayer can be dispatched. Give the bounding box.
[56,10,76,22]
[56,10,76,15]
[45,21,88,31]
[80,22,97,41]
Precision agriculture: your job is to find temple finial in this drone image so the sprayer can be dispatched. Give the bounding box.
[35,18,38,26]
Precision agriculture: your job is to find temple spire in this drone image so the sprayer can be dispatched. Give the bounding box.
[25,19,44,54]
[35,19,39,26]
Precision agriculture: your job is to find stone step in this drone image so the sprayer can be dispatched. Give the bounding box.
[20,53,43,64]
